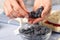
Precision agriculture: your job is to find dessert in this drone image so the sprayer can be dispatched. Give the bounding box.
[40,10,60,33]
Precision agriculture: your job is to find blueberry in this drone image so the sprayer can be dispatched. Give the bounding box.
[20,29,26,33]
[45,28,50,34]
[35,6,44,16]
[23,28,34,34]
[29,6,44,18]
[26,29,31,34]
[29,11,36,18]
[35,31,41,36]
[34,6,44,18]
[40,30,46,35]
[34,26,41,31]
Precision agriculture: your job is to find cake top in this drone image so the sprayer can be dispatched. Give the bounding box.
[47,10,60,24]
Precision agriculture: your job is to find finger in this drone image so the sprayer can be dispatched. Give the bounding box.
[4,0,23,18]
[3,4,8,15]
[4,0,15,18]
[9,0,20,9]
[33,0,42,11]
[8,13,14,19]
[12,11,23,18]
[8,11,21,18]
[28,18,34,24]
[9,0,28,17]
[33,18,44,24]
[3,4,13,18]
[4,0,13,16]
[29,21,33,24]
[18,0,29,12]
[4,1,15,18]
[41,6,51,18]
[6,0,23,18]
[17,10,28,17]
[41,0,52,18]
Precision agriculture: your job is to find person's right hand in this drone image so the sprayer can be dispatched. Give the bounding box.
[28,0,52,24]
[3,0,28,18]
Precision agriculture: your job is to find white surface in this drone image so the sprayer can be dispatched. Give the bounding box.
[0,23,23,40]
[0,5,60,40]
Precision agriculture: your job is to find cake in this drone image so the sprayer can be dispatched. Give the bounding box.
[40,10,60,32]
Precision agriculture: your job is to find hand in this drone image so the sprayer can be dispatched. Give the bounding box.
[29,0,52,24]
[3,0,28,18]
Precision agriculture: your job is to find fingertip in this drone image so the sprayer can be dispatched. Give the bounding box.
[33,18,43,24]
[18,0,29,12]
[28,21,33,24]
[33,20,38,24]
[28,19,34,24]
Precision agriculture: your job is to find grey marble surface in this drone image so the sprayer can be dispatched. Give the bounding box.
[0,5,60,40]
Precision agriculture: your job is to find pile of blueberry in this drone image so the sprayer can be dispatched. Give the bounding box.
[19,24,50,40]
[29,6,44,18]
[20,24,50,35]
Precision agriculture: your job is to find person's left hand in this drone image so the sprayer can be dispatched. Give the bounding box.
[29,0,52,24]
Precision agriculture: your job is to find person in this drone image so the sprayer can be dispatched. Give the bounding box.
[3,0,52,24]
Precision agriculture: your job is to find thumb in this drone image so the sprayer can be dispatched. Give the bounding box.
[18,0,29,12]
[41,6,51,18]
